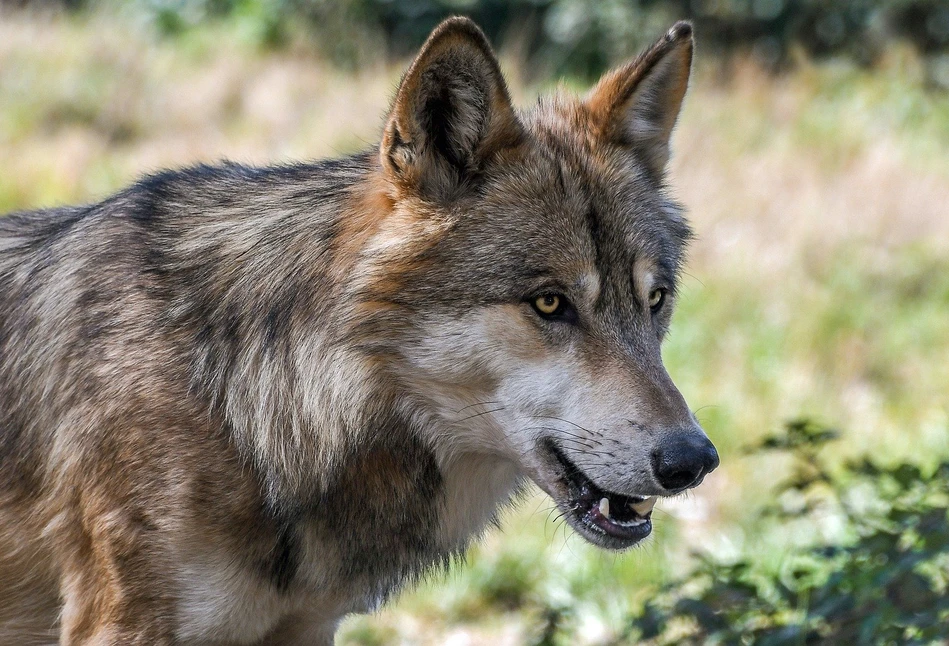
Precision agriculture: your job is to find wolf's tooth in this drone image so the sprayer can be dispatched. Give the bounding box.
[630,496,657,515]
[598,497,610,518]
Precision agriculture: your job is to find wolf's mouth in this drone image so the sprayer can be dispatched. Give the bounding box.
[544,441,656,550]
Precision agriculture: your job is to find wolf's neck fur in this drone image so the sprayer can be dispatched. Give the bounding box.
[138,154,522,602]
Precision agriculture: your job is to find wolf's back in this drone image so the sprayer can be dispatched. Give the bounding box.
[0,160,366,639]
[0,157,369,488]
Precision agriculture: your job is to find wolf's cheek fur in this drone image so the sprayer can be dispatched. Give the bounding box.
[402,305,664,498]
[399,306,536,457]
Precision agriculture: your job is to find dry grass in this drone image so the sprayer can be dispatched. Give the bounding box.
[0,11,397,211]
[2,9,948,645]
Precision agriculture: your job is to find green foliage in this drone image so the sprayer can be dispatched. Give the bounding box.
[620,421,949,645]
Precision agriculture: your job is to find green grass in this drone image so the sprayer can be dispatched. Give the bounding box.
[1,8,947,644]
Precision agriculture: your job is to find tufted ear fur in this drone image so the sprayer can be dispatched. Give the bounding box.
[585,21,694,176]
[380,17,524,200]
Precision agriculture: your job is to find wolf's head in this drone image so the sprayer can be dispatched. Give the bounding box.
[358,17,717,550]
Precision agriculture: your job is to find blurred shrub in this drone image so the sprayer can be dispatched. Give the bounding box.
[448,549,546,619]
[617,420,949,645]
[415,419,948,644]
[18,0,949,79]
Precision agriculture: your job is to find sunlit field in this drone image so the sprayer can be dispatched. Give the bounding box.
[2,8,947,644]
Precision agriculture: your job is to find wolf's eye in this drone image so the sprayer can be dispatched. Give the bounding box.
[530,293,575,322]
[534,294,561,315]
[648,288,666,312]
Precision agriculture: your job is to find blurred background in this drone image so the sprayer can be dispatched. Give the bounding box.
[1,0,948,643]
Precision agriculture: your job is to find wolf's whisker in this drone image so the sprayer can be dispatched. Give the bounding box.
[452,406,507,424]
[528,414,594,434]
[453,400,501,415]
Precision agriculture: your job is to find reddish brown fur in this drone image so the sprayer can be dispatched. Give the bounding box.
[586,22,693,146]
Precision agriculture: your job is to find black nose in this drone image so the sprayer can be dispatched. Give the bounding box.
[652,432,720,492]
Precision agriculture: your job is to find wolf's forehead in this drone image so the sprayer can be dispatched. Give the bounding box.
[502,111,689,276]
[478,165,685,301]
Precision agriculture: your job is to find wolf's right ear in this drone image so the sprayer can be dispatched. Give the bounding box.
[381,17,524,200]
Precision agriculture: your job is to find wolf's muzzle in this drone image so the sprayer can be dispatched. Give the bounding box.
[651,431,720,492]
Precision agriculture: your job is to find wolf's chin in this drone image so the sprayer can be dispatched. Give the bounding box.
[534,440,657,550]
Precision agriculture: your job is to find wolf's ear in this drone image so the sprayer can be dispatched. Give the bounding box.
[585,21,693,176]
[381,17,524,199]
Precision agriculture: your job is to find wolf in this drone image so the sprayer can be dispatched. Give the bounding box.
[0,16,718,645]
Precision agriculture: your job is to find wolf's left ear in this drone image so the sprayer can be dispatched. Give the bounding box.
[585,21,694,176]
[381,17,524,199]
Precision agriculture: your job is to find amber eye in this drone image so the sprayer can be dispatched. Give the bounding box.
[534,294,561,315]
[529,293,577,323]
[648,288,666,311]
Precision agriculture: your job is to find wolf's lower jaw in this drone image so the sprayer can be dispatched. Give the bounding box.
[544,441,657,549]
